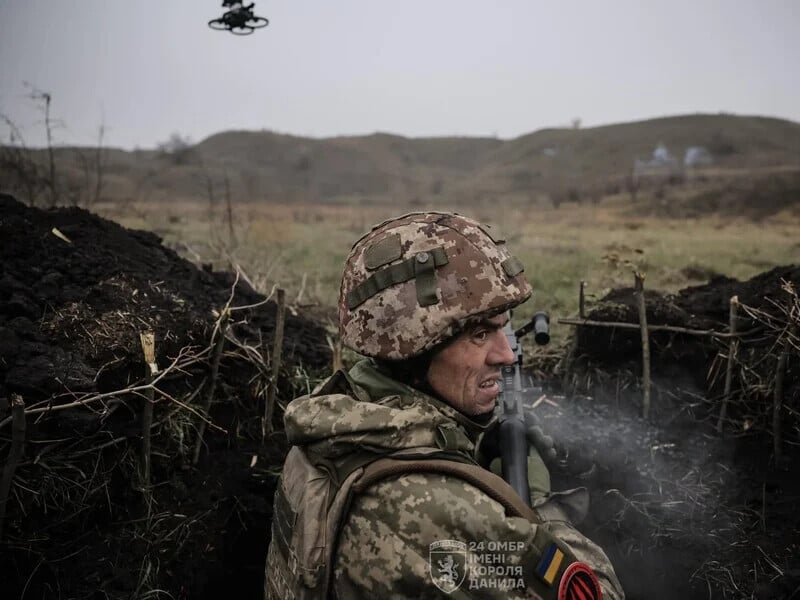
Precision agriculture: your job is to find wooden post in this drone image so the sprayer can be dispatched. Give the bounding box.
[193,309,229,465]
[263,288,287,438]
[634,272,651,419]
[328,335,344,373]
[716,296,739,433]
[0,394,25,540]
[559,281,587,394]
[223,169,236,248]
[139,332,158,495]
[773,322,797,460]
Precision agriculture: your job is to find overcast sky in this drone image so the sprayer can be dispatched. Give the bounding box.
[1,0,798,150]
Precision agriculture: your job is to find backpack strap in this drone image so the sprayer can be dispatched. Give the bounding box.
[322,455,543,598]
[352,457,541,523]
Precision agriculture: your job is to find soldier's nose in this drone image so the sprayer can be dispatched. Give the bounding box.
[488,331,516,365]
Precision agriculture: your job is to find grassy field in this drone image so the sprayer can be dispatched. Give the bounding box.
[105,193,800,351]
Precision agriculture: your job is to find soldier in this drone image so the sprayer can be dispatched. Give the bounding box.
[265,212,624,599]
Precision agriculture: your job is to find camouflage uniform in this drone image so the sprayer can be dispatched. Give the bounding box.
[266,212,624,599]
[280,359,624,599]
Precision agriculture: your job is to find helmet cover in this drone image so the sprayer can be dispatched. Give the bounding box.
[339,212,532,359]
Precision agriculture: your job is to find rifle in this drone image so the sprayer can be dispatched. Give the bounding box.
[496,311,550,507]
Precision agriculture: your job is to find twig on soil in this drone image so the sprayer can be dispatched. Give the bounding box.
[20,556,45,600]
[0,393,25,540]
[192,269,257,463]
[263,287,287,438]
[227,281,276,313]
[557,318,754,338]
[772,321,797,460]
[0,345,213,430]
[634,272,651,419]
[692,560,741,596]
[139,331,158,496]
[531,394,547,409]
[68,435,129,457]
[192,307,229,465]
[130,386,226,433]
[755,544,784,577]
[717,296,739,434]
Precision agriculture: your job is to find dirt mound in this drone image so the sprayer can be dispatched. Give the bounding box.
[558,264,800,598]
[0,194,330,598]
[571,265,799,399]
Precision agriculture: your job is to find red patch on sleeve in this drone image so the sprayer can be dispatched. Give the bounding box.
[558,561,602,600]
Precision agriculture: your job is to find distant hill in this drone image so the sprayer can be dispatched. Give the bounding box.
[2,114,799,207]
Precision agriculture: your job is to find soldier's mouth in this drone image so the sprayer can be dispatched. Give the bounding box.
[478,378,500,390]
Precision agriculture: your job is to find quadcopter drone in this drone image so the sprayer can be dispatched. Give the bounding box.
[209,1,269,35]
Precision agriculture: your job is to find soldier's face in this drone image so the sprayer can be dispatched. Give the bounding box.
[426,313,516,416]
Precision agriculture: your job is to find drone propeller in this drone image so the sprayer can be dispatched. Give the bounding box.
[209,2,269,34]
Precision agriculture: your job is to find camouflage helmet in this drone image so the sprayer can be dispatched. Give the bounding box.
[339,212,532,360]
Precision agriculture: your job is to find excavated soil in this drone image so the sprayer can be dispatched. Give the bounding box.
[570,264,800,417]
[549,264,800,599]
[1,193,798,599]
[0,194,330,599]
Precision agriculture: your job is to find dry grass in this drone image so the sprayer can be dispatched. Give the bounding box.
[104,197,800,348]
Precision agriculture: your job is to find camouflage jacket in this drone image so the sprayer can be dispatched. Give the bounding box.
[275,359,624,599]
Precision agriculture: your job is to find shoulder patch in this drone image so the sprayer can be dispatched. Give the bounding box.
[558,561,602,600]
[536,542,565,585]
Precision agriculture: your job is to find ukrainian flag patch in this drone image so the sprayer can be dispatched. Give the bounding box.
[535,543,564,585]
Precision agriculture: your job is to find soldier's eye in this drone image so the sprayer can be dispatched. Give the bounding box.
[473,330,489,342]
